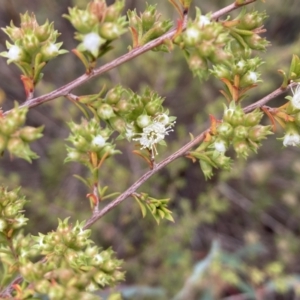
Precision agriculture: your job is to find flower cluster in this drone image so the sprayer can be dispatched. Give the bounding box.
[0,104,43,162]
[19,219,124,298]
[65,118,120,169]
[175,8,231,80]
[279,83,300,147]
[76,87,176,158]
[0,12,67,94]
[0,186,28,237]
[192,102,272,179]
[131,114,176,157]
[64,0,127,65]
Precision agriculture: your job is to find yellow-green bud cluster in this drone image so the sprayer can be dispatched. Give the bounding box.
[177,8,231,79]
[221,102,272,158]
[65,118,120,167]
[0,105,43,162]
[127,3,172,49]
[0,12,67,82]
[64,0,127,59]
[193,102,272,179]
[17,219,124,298]
[229,9,269,51]
[211,56,263,87]
[0,187,28,237]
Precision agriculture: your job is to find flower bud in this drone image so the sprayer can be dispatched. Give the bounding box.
[23,34,40,53]
[188,54,208,75]
[200,160,213,180]
[233,139,250,158]
[234,125,248,139]
[19,126,43,142]
[211,65,231,80]
[97,103,115,120]
[99,23,122,40]
[240,71,260,87]
[109,117,126,133]
[183,25,202,46]
[248,125,272,142]
[198,41,215,57]
[217,122,233,138]
[145,100,163,115]
[238,12,266,31]
[141,7,156,31]
[136,114,152,128]
[244,109,263,126]
[116,99,130,114]
[244,34,269,51]
[105,87,122,104]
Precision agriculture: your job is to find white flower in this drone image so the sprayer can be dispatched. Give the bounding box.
[133,115,175,157]
[198,15,211,27]
[185,27,201,42]
[7,45,22,62]
[44,43,59,56]
[248,71,258,83]
[283,132,300,147]
[92,135,106,147]
[291,83,300,110]
[83,32,104,57]
[214,140,227,153]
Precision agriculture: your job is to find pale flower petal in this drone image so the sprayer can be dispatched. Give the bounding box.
[291,84,300,110]
[283,132,300,147]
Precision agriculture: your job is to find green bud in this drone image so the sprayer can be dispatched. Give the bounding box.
[35,21,53,42]
[136,114,152,128]
[238,11,266,31]
[210,48,232,64]
[243,109,263,126]
[233,139,250,158]
[200,160,213,180]
[116,99,130,114]
[145,100,162,116]
[19,126,44,142]
[248,125,272,142]
[109,117,126,133]
[188,54,208,74]
[198,41,215,57]
[141,6,157,32]
[105,87,122,104]
[244,34,269,51]
[63,8,98,34]
[211,65,231,80]
[217,122,233,138]
[234,125,248,139]
[23,34,40,53]
[183,25,202,46]
[105,2,124,22]
[97,103,115,120]
[99,23,122,40]
[72,136,89,151]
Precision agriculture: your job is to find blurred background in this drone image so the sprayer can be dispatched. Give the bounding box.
[1,0,300,299]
